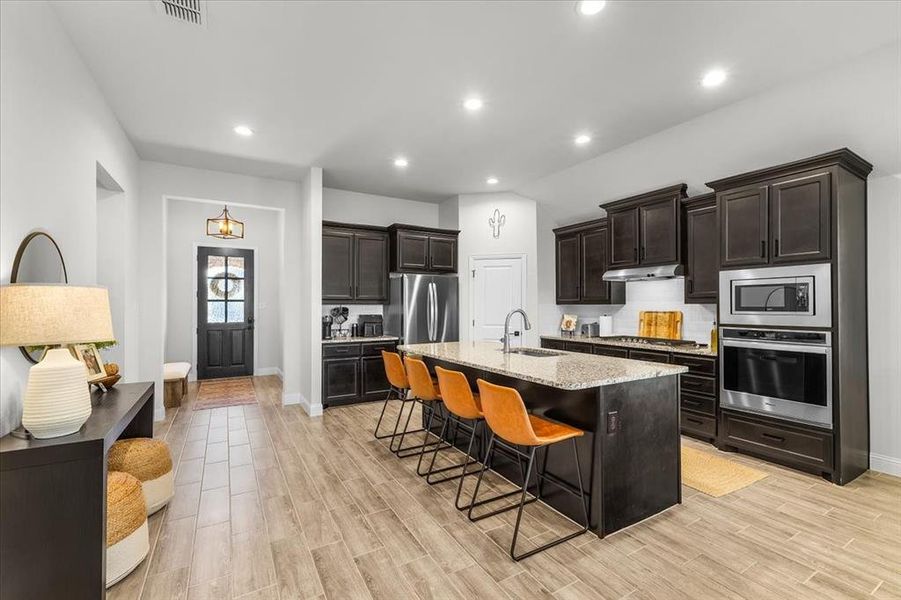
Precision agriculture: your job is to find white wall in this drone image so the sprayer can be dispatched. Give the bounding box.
[164,199,283,379]
[139,161,321,419]
[322,188,439,228]
[298,170,323,415]
[456,192,539,346]
[0,1,141,436]
[866,174,901,476]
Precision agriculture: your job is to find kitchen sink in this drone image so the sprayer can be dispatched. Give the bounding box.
[504,347,565,357]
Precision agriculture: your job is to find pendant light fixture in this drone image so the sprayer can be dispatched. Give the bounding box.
[206,205,244,239]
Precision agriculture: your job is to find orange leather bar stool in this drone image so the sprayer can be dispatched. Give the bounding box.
[375,351,436,457]
[395,356,451,459]
[414,367,486,488]
[470,379,589,561]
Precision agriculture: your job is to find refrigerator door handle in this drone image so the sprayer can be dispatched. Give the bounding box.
[432,282,438,341]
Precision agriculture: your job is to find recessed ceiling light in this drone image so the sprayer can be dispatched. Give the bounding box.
[463,97,484,111]
[233,125,254,136]
[486,176,499,185]
[701,69,727,88]
[574,133,592,146]
[576,1,606,16]
[393,157,409,168]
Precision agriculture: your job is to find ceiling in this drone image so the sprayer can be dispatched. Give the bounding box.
[52,1,901,203]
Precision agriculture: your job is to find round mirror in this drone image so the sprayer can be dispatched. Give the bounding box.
[10,231,68,363]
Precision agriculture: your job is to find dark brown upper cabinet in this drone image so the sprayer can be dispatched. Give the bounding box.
[707,150,869,270]
[322,227,355,300]
[554,218,624,305]
[322,222,389,304]
[769,170,831,264]
[389,224,459,273]
[718,185,769,267]
[607,208,639,268]
[602,184,688,269]
[681,193,718,303]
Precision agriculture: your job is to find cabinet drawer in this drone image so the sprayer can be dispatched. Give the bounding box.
[680,411,717,438]
[565,341,593,354]
[541,339,567,351]
[722,411,833,472]
[361,341,397,356]
[671,354,716,376]
[680,374,716,397]
[592,345,629,358]
[680,391,716,416]
[629,349,670,364]
[323,343,362,358]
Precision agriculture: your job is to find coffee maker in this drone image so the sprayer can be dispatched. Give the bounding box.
[321,315,333,340]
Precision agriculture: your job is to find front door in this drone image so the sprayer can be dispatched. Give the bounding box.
[471,256,525,345]
[198,247,254,379]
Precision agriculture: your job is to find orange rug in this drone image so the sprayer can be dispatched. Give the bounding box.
[194,377,258,410]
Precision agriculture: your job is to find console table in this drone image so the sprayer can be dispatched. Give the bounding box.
[0,382,154,599]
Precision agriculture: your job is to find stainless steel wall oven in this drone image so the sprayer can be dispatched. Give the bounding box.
[720,328,832,428]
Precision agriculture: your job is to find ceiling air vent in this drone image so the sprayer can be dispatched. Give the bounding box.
[157,0,206,27]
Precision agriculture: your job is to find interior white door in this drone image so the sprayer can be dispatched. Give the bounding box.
[471,256,525,345]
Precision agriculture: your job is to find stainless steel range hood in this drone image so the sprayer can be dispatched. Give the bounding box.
[602,264,684,282]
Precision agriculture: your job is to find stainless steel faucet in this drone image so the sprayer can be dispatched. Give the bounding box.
[501,308,532,353]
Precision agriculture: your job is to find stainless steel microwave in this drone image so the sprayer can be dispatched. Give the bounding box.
[719,263,831,328]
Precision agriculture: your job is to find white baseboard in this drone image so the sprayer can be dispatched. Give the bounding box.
[299,395,323,417]
[282,392,301,406]
[255,366,283,379]
[870,452,901,477]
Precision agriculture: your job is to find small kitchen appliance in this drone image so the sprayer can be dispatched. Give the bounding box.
[321,315,333,340]
[358,314,384,337]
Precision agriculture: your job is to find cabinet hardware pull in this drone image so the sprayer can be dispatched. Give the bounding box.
[633,247,638,261]
[760,240,766,258]
[774,239,780,257]
[761,433,785,443]
[688,279,694,293]
[687,417,703,425]
[684,400,700,406]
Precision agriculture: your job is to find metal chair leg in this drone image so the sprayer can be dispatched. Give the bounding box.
[421,417,482,485]
[466,434,538,521]
[374,386,405,441]
[391,400,445,458]
[510,437,589,561]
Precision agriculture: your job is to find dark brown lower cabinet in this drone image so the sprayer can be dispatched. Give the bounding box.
[720,409,833,477]
[322,358,360,406]
[541,338,567,351]
[361,355,391,400]
[322,340,397,407]
[592,345,629,358]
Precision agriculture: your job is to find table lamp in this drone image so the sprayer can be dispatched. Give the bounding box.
[0,284,115,439]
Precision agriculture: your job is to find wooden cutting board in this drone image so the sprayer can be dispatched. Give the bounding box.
[638,311,683,340]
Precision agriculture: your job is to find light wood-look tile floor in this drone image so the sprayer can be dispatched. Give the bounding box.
[112,375,901,600]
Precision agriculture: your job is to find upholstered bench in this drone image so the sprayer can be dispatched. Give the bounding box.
[106,471,149,587]
[163,362,191,408]
[108,438,175,515]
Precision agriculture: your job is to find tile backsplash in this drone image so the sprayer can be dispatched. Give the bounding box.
[321,304,384,330]
[550,278,717,344]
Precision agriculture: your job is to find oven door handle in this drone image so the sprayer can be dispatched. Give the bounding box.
[721,339,831,354]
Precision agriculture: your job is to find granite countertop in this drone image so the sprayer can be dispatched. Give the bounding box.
[398,341,687,390]
[322,335,399,344]
[540,334,717,357]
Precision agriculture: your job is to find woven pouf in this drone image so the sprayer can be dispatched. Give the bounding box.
[108,438,175,515]
[106,471,149,588]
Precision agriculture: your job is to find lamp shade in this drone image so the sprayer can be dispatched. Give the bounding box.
[0,284,115,346]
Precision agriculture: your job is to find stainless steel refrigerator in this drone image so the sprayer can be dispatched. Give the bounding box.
[384,273,459,344]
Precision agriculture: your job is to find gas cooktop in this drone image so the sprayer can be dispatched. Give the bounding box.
[600,336,699,347]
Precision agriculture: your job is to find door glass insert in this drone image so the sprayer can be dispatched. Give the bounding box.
[226,301,244,323]
[225,276,244,300]
[207,255,225,277]
[207,301,225,323]
[207,278,229,300]
[227,256,245,278]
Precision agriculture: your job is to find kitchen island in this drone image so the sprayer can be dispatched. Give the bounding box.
[398,340,688,537]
